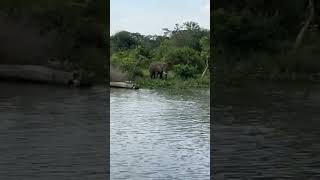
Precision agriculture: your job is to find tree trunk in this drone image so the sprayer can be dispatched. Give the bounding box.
[0,65,93,87]
[201,56,209,79]
[0,65,73,84]
[293,0,315,51]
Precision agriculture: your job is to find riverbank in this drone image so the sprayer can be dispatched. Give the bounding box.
[215,45,320,86]
[216,68,320,87]
[135,76,209,89]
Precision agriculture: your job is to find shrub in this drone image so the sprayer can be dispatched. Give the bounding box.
[164,47,203,72]
[174,64,197,79]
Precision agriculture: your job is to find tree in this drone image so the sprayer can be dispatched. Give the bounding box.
[183,21,201,31]
[293,0,315,51]
[0,0,107,81]
[164,47,203,73]
[200,35,210,78]
[110,31,140,53]
[110,21,210,81]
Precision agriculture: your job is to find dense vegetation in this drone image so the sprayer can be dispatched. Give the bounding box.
[110,21,210,88]
[0,0,107,82]
[213,0,320,85]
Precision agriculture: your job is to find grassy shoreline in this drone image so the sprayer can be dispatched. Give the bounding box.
[218,71,320,86]
[135,76,209,89]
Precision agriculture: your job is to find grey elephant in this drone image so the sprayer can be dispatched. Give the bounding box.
[149,63,168,79]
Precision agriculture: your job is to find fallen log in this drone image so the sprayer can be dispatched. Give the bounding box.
[0,64,89,86]
[110,81,139,89]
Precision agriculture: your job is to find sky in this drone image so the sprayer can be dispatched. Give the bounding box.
[110,0,210,36]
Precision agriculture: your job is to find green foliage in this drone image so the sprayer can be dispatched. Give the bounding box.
[200,35,210,59]
[111,49,138,72]
[174,64,198,79]
[164,47,203,72]
[110,21,210,88]
[110,31,140,53]
[213,8,286,55]
[213,0,320,84]
[161,21,208,51]
[0,0,107,82]
[135,77,209,89]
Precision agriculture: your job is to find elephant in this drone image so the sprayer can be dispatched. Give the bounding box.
[149,63,168,79]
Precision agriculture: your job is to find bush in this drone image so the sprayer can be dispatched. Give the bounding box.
[132,69,144,79]
[174,64,197,79]
[164,47,203,72]
[111,49,137,72]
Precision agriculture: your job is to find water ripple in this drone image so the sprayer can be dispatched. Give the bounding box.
[111,88,210,180]
[0,83,108,180]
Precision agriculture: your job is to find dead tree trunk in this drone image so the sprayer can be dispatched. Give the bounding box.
[201,55,209,79]
[293,0,315,51]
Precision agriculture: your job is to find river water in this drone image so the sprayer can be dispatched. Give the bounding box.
[110,88,210,180]
[2,81,318,179]
[0,82,108,180]
[213,83,320,179]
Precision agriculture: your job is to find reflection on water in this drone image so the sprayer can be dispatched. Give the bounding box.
[213,83,320,179]
[0,82,108,180]
[111,88,210,180]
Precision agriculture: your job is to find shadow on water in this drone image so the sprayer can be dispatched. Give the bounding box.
[111,88,210,180]
[213,82,320,179]
[0,82,108,180]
